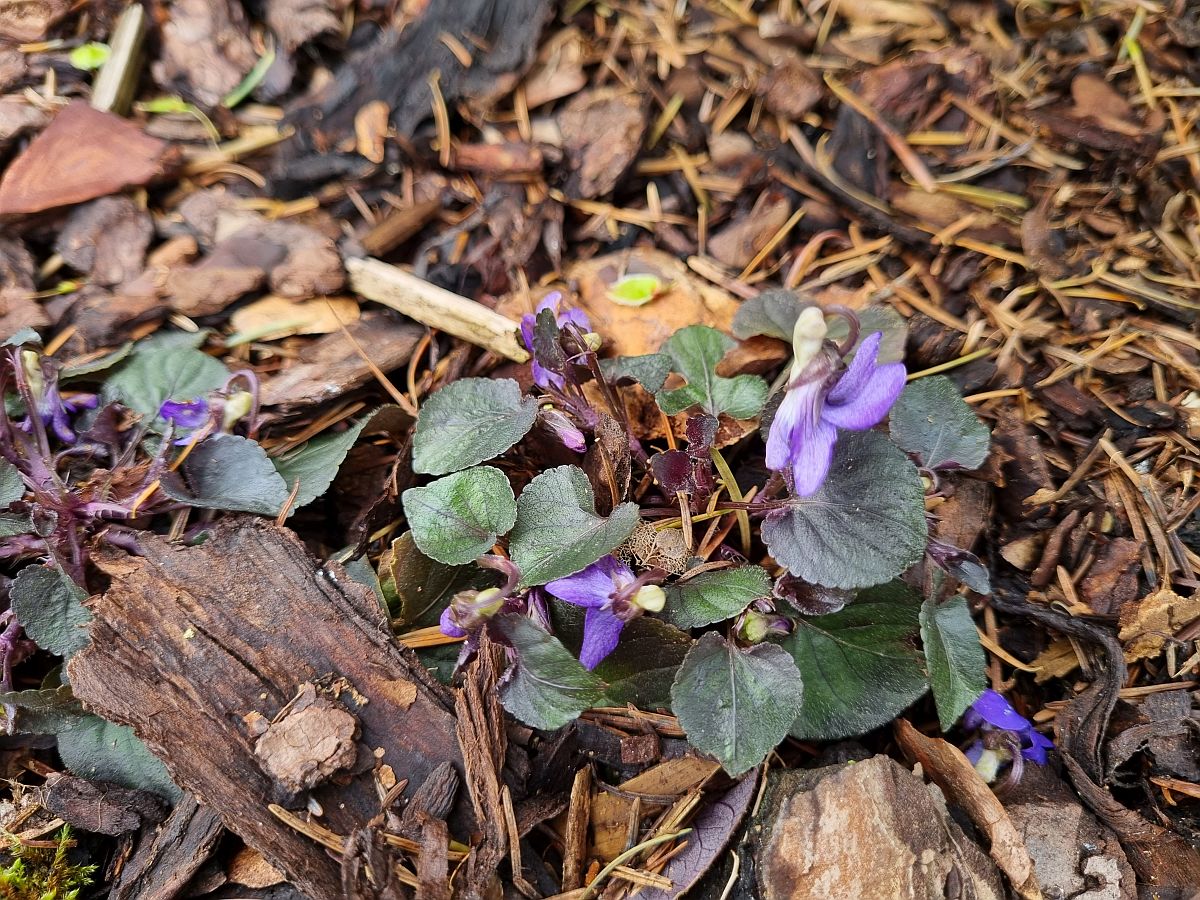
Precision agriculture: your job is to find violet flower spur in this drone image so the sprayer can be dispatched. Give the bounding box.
[543,555,665,670]
[520,292,592,390]
[765,307,906,496]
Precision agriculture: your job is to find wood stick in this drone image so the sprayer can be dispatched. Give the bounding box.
[347,256,530,362]
[90,4,146,115]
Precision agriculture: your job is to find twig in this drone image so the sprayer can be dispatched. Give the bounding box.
[347,257,530,362]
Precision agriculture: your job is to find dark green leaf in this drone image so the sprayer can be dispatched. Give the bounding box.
[762,431,927,589]
[779,581,928,740]
[920,595,986,731]
[731,289,804,341]
[10,566,91,659]
[402,466,516,565]
[656,326,768,419]
[58,715,180,800]
[0,458,24,506]
[412,378,538,476]
[508,465,639,586]
[890,376,990,470]
[102,346,228,429]
[831,306,908,365]
[601,353,673,393]
[162,434,289,515]
[61,342,133,379]
[0,511,32,537]
[272,406,405,512]
[671,633,802,776]
[550,601,692,708]
[382,532,488,627]
[495,615,606,730]
[0,686,85,734]
[663,566,771,629]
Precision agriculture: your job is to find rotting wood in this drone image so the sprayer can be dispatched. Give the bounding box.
[67,518,468,900]
[110,794,223,900]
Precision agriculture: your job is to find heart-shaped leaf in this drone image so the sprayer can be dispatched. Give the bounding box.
[10,566,91,659]
[920,595,986,731]
[0,458,24,506]
[890,375,990,471]
[672,633,802,776]
[508,465,639,586]
[779,581,928,740]
[663,566,771,629]
[656,325,768,419]
[762,431,927,589]
[272,406,405,512]
[381,532,490,626]
[58,714,180,800]
[550,601,692,708]
[601,353,672,393]
[162,434,290,515]
[102,346,229,430]
[412,378,537,475]
[495,615,606,730]
[402,466,517,565]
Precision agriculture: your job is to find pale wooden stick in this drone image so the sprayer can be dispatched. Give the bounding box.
[90,4,145,115]
[346,256,530,362]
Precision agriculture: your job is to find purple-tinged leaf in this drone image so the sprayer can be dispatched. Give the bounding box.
[651,450,693,496]
[632,771,759,900]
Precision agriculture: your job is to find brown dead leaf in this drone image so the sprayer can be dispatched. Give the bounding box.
[0,102,174,217]
[557,88,645,198]
[522,26,588,109]
[355,100,390,164]
[152,0,257,108]
[1032,638,1082,684]
[0,96,48,151]
[56,197,153,288]
[230,295,360,341]
[265,0,341,53]
[708,191,792,270]
[592,756,720,861]
[1118,588,1200,662]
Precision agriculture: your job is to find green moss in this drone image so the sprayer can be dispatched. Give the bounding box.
[0,827,95,900]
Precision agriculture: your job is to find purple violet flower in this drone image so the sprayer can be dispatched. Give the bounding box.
[437,554,525,643]
[964,689,1054,765]
[17,352,97,445]
[544,556,665,670]
[159,398,209,431]
[520,292,592,391]
[538,406,586,452]
[766,307,906,496]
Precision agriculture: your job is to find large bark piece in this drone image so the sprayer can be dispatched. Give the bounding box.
[67,519,466,900]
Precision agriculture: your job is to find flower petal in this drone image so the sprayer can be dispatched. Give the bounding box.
[544,557,625,608]
[968,689,1032,732]
[579,606,624,669]
[439,606,467,638]
[822,360,905,431]
[559,306,591,332]
[1021,730,1054,765]
[765,383,819,472]
[827,332,885,404]
[520,313,536,353]
[536,291,563,316]
[792,417,838,497]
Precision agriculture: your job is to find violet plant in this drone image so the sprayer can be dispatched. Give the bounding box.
[395,289,1000,776]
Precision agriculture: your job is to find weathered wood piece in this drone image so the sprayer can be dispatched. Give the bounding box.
[744,756,1006,900]
[110,794,224,900]
[68,519,466,900]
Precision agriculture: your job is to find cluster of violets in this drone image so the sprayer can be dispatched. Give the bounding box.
[441,300,906,669]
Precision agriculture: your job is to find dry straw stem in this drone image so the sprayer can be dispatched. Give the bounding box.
[347,256,530,362]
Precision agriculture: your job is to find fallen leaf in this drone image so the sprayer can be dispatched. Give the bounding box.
[230,295,360,342]
[1118,588,1200,662]
[557,88,645,198]
[0,0,69,42]
[0,103,173,217]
